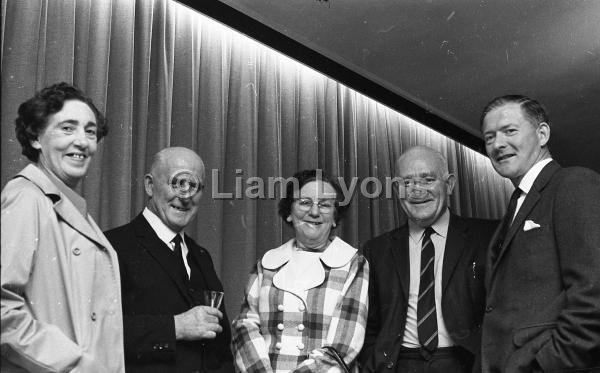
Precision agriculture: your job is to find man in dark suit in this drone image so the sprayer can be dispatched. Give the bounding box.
[360,146,497,373]
[479,95,600,372]
[105,147,233,372]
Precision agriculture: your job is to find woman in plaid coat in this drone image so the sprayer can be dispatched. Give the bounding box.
[232,170,369,373]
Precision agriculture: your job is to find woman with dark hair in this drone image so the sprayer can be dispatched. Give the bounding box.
[232,169,369,373]
[1,83,125,372]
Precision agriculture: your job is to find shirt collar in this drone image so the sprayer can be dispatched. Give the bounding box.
[262,236,357,269]
[37,164,88,217]
[408,208,450,242]
[517,158,553,194]
[143,207,181,247]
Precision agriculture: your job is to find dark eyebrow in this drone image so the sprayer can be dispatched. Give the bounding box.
[58,119,97,127]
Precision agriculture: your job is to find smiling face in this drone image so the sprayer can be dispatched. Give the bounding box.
[482,103,550,185]
[145,148,205,233]
[31,100,98,188]
[396,148,455,228]
[289,180,337,250]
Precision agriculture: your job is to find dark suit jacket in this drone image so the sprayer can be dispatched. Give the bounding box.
[359,213,497,372]
[105,213,233,373]
[481,161,600,372]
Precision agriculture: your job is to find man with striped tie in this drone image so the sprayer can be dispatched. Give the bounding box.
[359,146,497,373]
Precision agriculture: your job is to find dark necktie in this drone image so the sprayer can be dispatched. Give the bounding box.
[171,234,189,282]
[417,226,438,352]
[492,187,522,262]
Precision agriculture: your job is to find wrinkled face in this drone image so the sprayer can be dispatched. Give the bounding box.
[32,100,98,188]
[289,181,337,249]
[145,154,204,232]
[396,155,455,228]
[482,103,549,184]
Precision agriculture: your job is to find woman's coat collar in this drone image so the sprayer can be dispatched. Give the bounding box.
[261,236,357,269]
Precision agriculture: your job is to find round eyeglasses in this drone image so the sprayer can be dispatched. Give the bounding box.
[295,198,336,213]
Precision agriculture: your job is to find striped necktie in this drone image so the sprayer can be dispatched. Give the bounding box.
[417,226,438,352]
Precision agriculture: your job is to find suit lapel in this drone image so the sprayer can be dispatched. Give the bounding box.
[53,199,109,249]
[18,164,110,249]
[186,237,221,291]
[485,225,503,289]
[492,161,561,273]
[442,214,467,294]
[388,226,410,299]
[133,215,194,305]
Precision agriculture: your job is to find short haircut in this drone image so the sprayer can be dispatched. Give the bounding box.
[278,169,349,226]
[15,82,107,162]
[479,94,550,129]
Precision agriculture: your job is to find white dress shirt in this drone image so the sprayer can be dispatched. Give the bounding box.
[143,207,191,278]
[402,209,454,348]
[512,158,553,222]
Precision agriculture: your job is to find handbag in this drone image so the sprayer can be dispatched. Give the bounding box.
[322,346,351,373]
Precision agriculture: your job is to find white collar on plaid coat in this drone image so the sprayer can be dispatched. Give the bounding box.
[262,237,357,293]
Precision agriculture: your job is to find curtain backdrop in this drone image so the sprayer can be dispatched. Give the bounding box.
[1,0,513,316]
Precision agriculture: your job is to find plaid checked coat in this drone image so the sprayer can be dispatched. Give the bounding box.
[232,237,369,373]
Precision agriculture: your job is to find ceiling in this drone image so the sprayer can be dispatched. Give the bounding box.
[187,0,600,172]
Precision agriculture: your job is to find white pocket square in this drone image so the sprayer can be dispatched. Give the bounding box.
[523,220,541,231]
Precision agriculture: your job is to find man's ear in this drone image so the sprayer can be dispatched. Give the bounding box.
[144,174,154,197]
[537,122,550,147]
[446,174,456,195]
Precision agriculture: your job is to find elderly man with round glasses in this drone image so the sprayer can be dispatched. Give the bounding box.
[232,169,369,373]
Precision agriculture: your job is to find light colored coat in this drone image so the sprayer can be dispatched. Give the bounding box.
[1,164,125,372]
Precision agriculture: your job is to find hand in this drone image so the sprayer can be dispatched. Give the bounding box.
[174,306,223,341]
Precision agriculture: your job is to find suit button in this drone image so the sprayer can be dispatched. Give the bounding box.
[277,323,284,331]
[297,324,305,331]
[297,343,305,350]
[386,362,394,369]
[275,342,282,350]
[90,312,97,321]
[277,304,284,311]
[298,304,305,312]
[485,306,493,313]
[73,248,81,256]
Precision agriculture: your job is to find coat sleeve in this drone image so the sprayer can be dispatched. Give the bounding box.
[294,255,370,373]
[536,168,600,370]
[1,183,84,372]
[231,262,274,373]
[122,314,177,362]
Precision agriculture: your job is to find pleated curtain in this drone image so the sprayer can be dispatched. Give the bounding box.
[1,0,513,315]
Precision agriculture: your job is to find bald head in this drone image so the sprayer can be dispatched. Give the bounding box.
[150,147,205,180]
[145,147,205,232]
[395,146,455,228]
[396,146,448,177]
